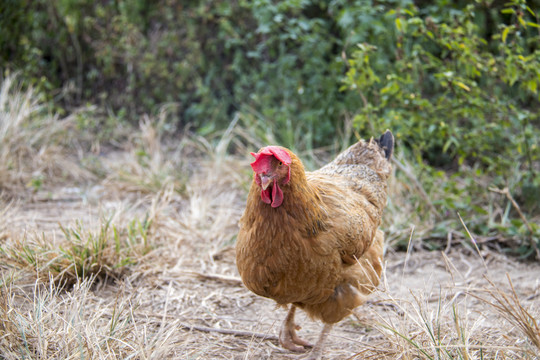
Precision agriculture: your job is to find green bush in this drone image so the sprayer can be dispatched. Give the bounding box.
[0,0,354,148]
[343,1,539,173]
[341,0,539,256]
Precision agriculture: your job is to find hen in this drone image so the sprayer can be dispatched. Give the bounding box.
[236,130,393,360]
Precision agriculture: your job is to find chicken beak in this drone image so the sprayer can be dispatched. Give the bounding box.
[259,174,272,190]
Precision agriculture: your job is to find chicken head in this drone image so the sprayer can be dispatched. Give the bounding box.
[250,146,291,208]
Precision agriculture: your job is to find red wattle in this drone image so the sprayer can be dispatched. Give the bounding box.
[261,188,271,204]
[259,179,284,207]
[271,179,283,208]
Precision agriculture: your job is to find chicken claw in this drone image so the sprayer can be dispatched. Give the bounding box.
[279,306,313,352]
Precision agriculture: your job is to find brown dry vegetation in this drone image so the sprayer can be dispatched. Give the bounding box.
[1,76,540,359]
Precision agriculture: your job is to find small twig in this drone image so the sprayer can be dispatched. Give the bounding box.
[457,212,488,271]
[183,271,243,286]
[366,300,405,316]
[445,231,453,253]
[211,246,234,260]
[401,225,415,283]
[179,322,279,342]
[135,311,279,341]
[392,157,441,219]
[489,186,538,257]
[489,187,533,233]
[33,197,81,203]
[428,291,465,304]
[440,251,458,284]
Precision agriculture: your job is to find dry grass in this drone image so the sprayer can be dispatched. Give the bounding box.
[0,215,152,287]
[365,270,540,359]
[473,275,540,353]
[0,276,184,360]
[103,111,190,195]
[1,88,539,359]
[0,75,92,195]
[0,198,15,239]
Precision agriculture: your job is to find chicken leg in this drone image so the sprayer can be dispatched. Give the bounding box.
[303,323,334,360]
[279,305,313,352]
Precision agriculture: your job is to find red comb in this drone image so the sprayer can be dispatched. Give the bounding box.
[250,146,291,173]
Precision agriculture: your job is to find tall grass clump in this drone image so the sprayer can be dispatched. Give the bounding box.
[104,108,191,195]
[0,215,153,286]
[0,75,87,194]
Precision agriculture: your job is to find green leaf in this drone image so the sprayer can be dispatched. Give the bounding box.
[443,136,458,153]
[502,26,510,43]
[403,9,414,16]
[526,79,538,94]
[395,18,403,33]
[455,81,470,92]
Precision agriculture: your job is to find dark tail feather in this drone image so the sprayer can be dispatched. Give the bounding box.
[377,130,394,160]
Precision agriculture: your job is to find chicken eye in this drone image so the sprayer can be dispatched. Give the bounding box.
[278,161,283,166]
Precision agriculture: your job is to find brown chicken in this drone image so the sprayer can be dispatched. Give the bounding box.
[236,131,394,359]
[236,130,393,360]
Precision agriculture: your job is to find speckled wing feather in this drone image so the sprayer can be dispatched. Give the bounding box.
[307,130,394,263]
[315,131,393,210]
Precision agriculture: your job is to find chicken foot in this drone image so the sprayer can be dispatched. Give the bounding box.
[296,323,333,360]
[279,305,313,352]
